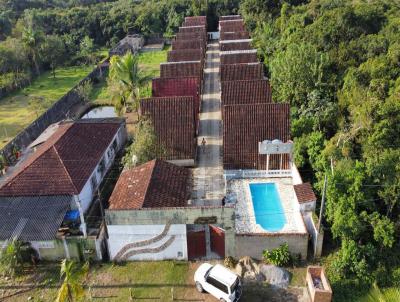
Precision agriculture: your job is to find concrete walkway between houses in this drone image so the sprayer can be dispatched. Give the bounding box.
[191,42,225,207]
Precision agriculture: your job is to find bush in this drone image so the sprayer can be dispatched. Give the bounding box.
[0,240,24,277]
[262,243,291,266]
[224,256,237,269]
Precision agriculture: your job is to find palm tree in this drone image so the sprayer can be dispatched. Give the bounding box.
[108,52,152,116]
[365,283,400,302]
[22,26,42,75]
[56,259,89,302]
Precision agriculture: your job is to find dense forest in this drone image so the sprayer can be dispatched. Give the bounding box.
[240,0,400,299]
[0,0,239,90]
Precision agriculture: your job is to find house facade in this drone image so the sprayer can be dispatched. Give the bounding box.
[0,119,127,260]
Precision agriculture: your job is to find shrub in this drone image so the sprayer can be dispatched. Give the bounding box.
[262,243,291,266]
[0,240,24,277]
[224,256,238,269]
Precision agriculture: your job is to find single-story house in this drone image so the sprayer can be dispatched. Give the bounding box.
[0,119,126,260]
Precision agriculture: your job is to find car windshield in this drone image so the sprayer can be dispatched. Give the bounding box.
[230,277,239,293]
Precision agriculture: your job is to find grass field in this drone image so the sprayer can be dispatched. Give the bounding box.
[0,261,189,301]
[90,47,169,105]
[0,65,93,148]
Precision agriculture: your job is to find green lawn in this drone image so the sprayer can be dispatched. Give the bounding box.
[90,47,169,105]
[0,65,93,148]
[0,261,189,301]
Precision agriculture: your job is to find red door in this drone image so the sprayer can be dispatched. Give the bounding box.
[187,230,206,259]
[210,225,225,258]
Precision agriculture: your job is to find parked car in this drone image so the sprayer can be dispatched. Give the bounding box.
[194,263,242,302]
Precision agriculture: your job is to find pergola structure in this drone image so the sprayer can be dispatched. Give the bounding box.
[258,139,294,172]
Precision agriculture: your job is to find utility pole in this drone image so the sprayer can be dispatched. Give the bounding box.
[317,174,327,233]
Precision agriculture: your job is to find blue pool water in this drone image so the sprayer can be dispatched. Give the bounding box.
[249,183,286,232]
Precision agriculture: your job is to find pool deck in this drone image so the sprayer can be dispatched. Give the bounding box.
[229,177,307,234]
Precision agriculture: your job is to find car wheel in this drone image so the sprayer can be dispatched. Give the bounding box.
[195,282,204,293]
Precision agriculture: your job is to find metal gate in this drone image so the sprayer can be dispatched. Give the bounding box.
[187,230,206,259]
[210,225,225,258]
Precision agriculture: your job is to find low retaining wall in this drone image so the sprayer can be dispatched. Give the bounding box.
[0,63,109,164]
[235,232,309,260]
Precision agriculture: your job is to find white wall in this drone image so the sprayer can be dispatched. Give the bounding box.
[107,224,188,261]
[75,127,124,213]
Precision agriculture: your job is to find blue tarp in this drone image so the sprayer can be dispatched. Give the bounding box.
[64,210,80,221]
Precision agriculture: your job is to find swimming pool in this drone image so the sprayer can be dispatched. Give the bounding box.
[249,183,287,232]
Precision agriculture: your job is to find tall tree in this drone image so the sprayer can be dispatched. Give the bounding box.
[56,259,88,302]
[21,26,43,75]
[41,35,66,78]
[108,52,152,115]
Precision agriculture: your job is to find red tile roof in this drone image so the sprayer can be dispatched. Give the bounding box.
[167,49,204,62]
[108,159,189,210]
[220,63,264,81]
[140,97,196,160]
[160,61,203,79]
[221,80,272,105]
[183,16,207,27]
[220,40,252,51]
[172,39,205,51]
[220,51,258,65]
[151,77,201,129]
[223,103,290,169]
[294,183,317,204]
[220,31,250,40]
[179,26,207,34]
[176,31,207,41]
[220,15,242,21]
[0,120,123,196]
[219,20,245,32]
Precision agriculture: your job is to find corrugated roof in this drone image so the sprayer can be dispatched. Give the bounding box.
[183,16,207,27]
[294,183,317,204]
[219,20,245,33]
[223,103,290,169]
[176,31,207,41]
[0,120,122,196]
[0,195,72,241]
[220,63,264,81]
[108,159,189,210]
[140,97,196,160]
[179,26,207,34]
[221,80,272,105]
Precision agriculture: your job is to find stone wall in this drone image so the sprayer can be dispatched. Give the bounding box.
[0,63,109,164]
[236,232,309,260]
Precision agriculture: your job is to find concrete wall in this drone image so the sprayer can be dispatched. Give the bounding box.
[107,224,187,261]
[0,63,109,164]
[106,206,236,257]
[303,212,323,259]
[236,233,308,260]
[28,237,101,261]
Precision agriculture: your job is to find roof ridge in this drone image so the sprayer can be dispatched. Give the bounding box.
[0,124,72,191]
[52,144,79,194]
[141,159,158,207]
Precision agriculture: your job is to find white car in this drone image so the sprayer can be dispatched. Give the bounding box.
[194,263,242,302]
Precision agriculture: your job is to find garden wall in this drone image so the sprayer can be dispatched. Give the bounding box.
[0,63,109,164]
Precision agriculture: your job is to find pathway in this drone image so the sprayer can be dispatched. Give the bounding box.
[191,42,225,207]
